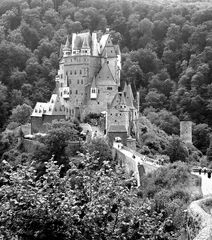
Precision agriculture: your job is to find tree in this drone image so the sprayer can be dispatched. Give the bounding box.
[193,123,211,155]
[207,136,212,162]
[9,103,32,125]
[85,138,113,170]
[0,155,181,240]
[166,136,189,163]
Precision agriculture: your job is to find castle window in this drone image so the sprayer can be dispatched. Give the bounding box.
[39,109,41,113]
[107,87,112,90]
[80,70,82,74]
[110,113,112,116]
[107,61,109,64]
[55,108,57,112]
[115,120,117,122]
[51,100,54,103]
[81,79,83,84]
[120,113,122,116]
[61,83,63,87]
[35,109,37,113]
[70,71,72,75]
[69,79,71,84]
[98,102,100,104]
[61,92,62,96]
[66,108,68,112]
[74,70,77,75]
[77,79,79,84]
[111,50,113,53]
[60,107,62,111]
[70,90,72,94]
[115,113,118,116]
[76,90,78,94]
[92,89,96,93]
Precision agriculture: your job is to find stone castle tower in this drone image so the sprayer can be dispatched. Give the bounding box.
[55,31,121,120]
[31,30,138,137]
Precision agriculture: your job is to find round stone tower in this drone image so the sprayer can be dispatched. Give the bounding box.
[180,121,192,144]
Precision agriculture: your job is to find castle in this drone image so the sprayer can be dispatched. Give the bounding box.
[31,30,138,140]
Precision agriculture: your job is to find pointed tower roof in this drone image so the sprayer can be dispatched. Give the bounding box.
[63,36,70,51]
[82,36,90,49]
[110,92,127,109]
[124,83,134,108]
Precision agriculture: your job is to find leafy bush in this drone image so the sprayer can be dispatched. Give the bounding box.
[0,155,182,240]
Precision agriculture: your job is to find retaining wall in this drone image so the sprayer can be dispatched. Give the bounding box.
[188,196,212,240]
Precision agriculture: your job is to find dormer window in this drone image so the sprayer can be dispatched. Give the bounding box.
[92,89,96,93]
[55,108,57,112]
[39,109,41,113]
[35,109,37,113]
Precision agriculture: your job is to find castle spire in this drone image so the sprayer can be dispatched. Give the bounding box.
[63,36,70,50]
[63,36,71,57]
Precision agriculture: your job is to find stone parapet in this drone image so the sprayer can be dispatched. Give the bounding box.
[188,196,212,240]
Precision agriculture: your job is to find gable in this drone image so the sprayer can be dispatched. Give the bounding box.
[96,63,117,86]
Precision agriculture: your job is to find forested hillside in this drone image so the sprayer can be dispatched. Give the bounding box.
[0,0,211,134]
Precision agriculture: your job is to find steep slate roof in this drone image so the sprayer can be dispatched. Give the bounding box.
[63,36,71,50]
[99,34,109,54]
[108,125,127,132]
[96,63,116,86]
[109,92,127,108]
[31,102,48,117]
[123,83,135,108]
[114,45,121,55]
[73,32,91,50]
[91,76,97,88]
[102,45,117,58]
[31,94,65,117]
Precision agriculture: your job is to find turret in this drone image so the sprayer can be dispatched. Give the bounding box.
[63,36,71,57]
[81,36,91,55]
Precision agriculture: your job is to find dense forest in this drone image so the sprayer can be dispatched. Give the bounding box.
[0,0,212,144]
[0,1,211,239]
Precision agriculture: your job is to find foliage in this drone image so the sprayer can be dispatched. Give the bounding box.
[193,123,211,154]
[0,0,210,131]
[137,116,171,156]
[84,137,114,170]
[0,155,183,240]
[9,103,32,125]
[166,136,189,163]
[33,120,83,176]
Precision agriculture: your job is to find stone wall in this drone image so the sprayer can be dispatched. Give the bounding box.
[113,144,158,186]
[180,121,192,144]
[188,196,212,240]
[31,115,65,134]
